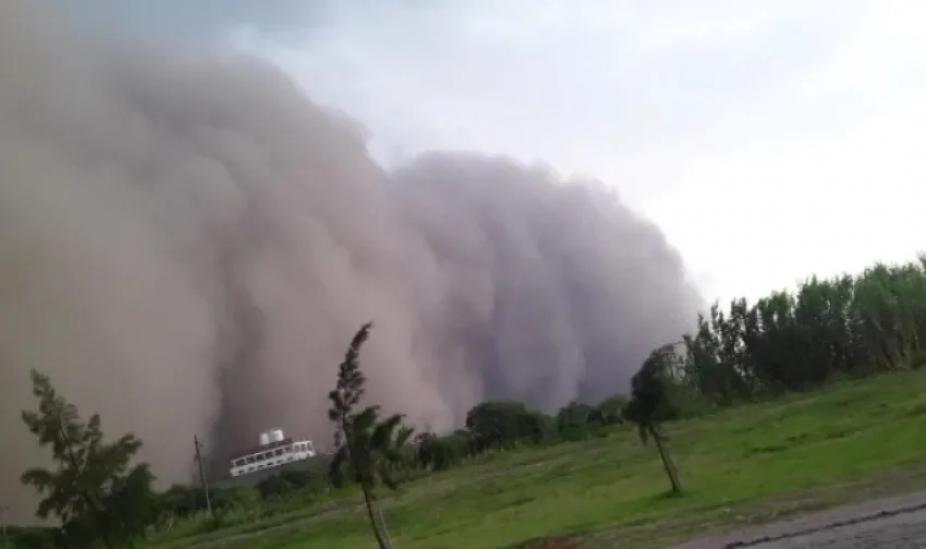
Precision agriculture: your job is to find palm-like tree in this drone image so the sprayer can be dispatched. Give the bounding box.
[328,323,413,549]
[623,345,683,495]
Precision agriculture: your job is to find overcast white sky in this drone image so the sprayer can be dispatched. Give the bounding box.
[66,0,926,303]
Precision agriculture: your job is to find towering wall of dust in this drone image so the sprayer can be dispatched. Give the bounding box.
[394,154,698,409]
[0,2,699,519]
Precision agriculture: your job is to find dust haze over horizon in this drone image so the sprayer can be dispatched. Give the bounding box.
[0,2,700,520]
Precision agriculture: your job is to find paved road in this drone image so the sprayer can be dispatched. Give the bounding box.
[761,508,926,547]
[673,492,926,548]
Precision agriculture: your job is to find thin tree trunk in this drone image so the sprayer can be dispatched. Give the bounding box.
[377,503,393,546]
[341,416,392,549]
[362,487,391,549]
[651,426,682,495]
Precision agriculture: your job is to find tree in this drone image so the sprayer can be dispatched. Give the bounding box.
[683,301,756,405]
[415,430,473,471]
[21,370,155,548]
[328,323,414,549]
[671,258,926,405]
[595,393,628,425]
[519,409,557,444]
[622,346,683,495]
[464,401,547,451]
[556,402,597,441]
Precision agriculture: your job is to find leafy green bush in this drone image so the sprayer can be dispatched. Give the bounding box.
[255,467,330,500]
[465,401,555,451]
[595,394,628,424]
[556,402,597,441]
[417,430,474,470]
[7,526,59,549]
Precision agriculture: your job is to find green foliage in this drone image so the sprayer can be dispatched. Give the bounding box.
[328,406,414,491]
[256,475,294,500]
[418,405,554,472]
[556,402,597,441]
[681,257,926,404]
[327,322,413,549]
[623,346,680,436]
[519,409,557,444]
[623,346,684,494]
[465,401,523,450]
[328,323,372,450]
[157,484,260,518]
[683,301,756,404]
[212,486,262,510]
[416,430,474,471]
[255,467,330,501]
[6,525,60,549]
[464,401,554,450]
[20,370,156,549]
[143,369,926,549]
[595,393,628,425]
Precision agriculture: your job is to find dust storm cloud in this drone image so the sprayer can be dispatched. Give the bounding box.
[0,2,698,519]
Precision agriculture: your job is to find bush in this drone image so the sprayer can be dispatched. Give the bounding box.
[7,526,59,549]
[519,410,557,444]
[556,402,597,441]
[157,484,260,518]
[417,432,465,471]
[257,463,332,500]
[257,474,293,500]
[664,377,715,419]
[595,394,628,424]
[465,401,556,451]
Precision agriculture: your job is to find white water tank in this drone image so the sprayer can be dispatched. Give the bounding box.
[259,431,270,446]
[270,428,285,443]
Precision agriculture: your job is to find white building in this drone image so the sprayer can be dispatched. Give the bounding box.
[229,428,316,478]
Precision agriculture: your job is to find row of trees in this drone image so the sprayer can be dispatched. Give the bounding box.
[613,258,926,498]
[683,259,926,404]
[411,396,624,473]
[19,258,923,547]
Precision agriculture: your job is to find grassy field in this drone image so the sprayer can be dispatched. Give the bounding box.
[147,370,926,548]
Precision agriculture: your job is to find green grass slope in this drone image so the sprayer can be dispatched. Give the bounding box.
[147,370,926,549]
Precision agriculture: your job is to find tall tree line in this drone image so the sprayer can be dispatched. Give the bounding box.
[682,257,926,403]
